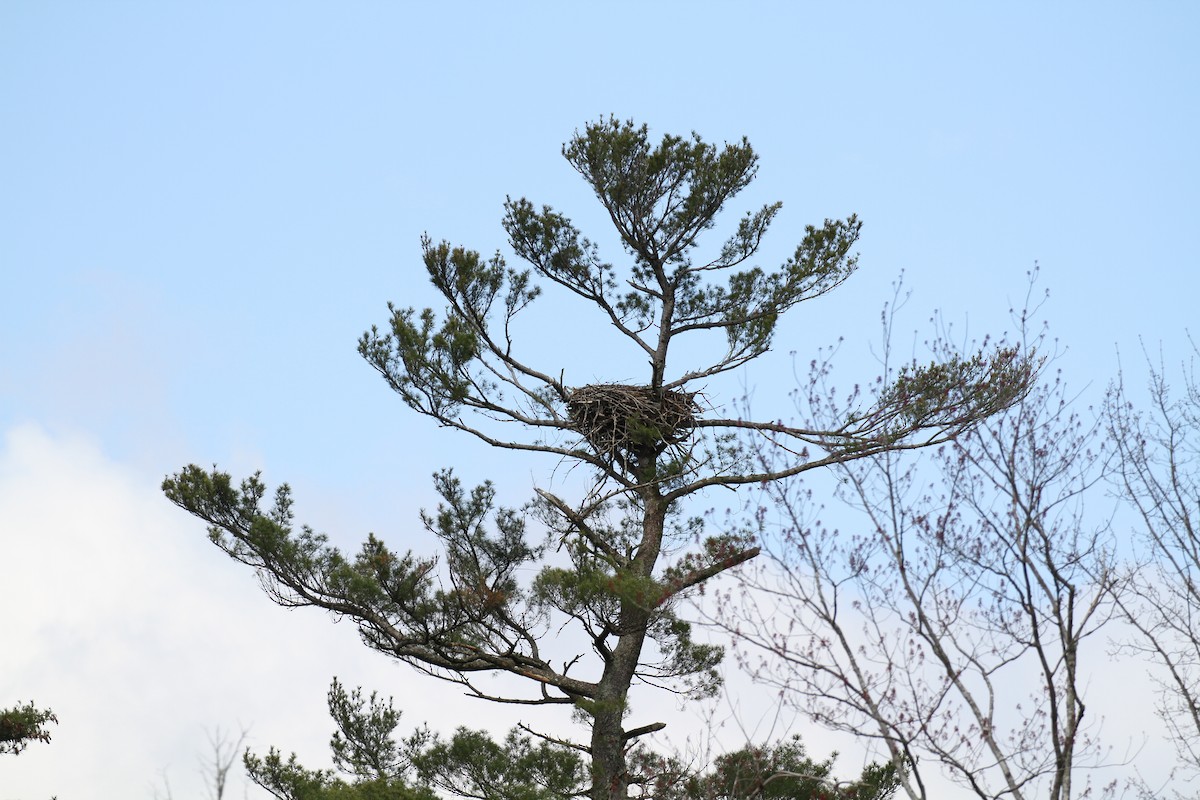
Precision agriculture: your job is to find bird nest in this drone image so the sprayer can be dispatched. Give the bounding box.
[566,384,699,459]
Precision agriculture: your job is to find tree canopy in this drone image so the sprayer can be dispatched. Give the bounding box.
[164,118,1032,799]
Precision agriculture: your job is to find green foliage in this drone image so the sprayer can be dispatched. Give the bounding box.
[0,701,57,756]
[244,748,340,800]
[162,465,546,674]
[643,616,723,698]
[246,680,583,800]
[328,679,407,781]
[245,681,434,800]
[245,747,436,800]
[856,345,1035,447]
[561,118,760,272]
[631,736,898,800]
[412,727,588,800]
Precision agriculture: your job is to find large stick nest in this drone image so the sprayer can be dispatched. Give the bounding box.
[566,384,700,460]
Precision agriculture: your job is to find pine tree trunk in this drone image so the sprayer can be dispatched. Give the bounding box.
[588,486,667,800]
[590,699,630,800]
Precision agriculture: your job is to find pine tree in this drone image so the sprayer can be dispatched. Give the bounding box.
[164,118,1030,799]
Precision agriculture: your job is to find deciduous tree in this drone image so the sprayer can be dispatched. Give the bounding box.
[714,293,1117,799]
[1106,340,1200,787]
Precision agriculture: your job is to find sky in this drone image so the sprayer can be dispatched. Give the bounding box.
[2,2,1198,798]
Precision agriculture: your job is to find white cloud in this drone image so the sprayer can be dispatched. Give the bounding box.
[0,424,492,799]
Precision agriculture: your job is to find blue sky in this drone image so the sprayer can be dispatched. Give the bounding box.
[2,3,1197,797]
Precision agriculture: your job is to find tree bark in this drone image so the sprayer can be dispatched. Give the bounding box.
[588,480,667,800]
